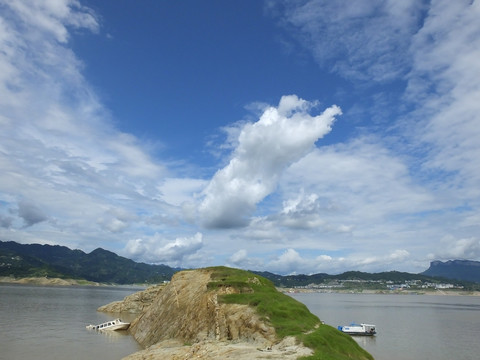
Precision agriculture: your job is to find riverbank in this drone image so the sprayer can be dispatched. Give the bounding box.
[0,276,101,286]
[280,288,480,296]
[0,276,153,288]
[2,276,478,296]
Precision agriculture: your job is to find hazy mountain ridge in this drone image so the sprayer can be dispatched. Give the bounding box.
[0,240,178,284]
[251,269,454,287]
[2,240,479,286]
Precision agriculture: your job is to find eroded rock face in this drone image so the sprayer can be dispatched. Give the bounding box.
[98,284,165,313]
[129,269,276,348]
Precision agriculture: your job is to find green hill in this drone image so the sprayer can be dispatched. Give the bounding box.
[0,240,177,284]
[208,266,374,360]
[3,240,479,290]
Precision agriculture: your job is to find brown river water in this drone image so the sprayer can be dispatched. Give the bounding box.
[290,292,480,360]
[1,284,479,360]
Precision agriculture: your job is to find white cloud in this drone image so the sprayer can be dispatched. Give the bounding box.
[6,0,99,43]
[123,233,204,266]
[198,95,341,228]
[267,248,304,274]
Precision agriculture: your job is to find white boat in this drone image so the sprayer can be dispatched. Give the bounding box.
[337,323,376,336]
[86,318,130,331]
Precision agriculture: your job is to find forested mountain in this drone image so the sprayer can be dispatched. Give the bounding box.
[252,269,465,287]
[2,240,479,287]
[0,240,178,284]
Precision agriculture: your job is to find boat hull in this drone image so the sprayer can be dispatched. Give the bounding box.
[341,330,376,336]
[338,323,376,336]
[86,318,130,331]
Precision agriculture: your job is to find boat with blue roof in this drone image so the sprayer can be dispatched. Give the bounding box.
[338,323,376,336]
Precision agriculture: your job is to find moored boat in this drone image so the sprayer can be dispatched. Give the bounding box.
[86,318,130,331]
[337,323,376,336]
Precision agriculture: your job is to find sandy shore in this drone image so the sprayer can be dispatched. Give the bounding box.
[0,276,100,286]
[122,337,313,360]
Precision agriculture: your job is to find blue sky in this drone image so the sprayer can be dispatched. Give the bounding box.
[1,0,480,275]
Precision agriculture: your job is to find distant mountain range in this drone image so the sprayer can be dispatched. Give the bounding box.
[252,270,438,287]
[1,240,479,286]
[0,240,178,284]
[421,260,480,283]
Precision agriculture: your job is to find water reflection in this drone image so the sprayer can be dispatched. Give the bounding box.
[87,328,131,341]
[353,335,377,348]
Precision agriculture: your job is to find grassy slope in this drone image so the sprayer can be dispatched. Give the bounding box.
[207,266,374,360]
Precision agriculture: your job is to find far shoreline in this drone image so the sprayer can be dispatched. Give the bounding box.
[0,276,148,289]
[1,276,479,296]
[281,288,480,296]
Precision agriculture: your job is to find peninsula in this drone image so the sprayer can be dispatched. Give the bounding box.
[99,266,374,359]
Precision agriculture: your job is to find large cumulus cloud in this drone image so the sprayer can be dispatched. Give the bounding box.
[198,95,341,229]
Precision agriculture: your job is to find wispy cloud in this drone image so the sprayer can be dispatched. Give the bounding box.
[1,0,479,275]
[0,1,180,254]
[269,0,425,81]
[407,0,480,197]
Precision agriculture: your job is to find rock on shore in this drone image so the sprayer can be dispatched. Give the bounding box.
[98,267,373,359]
[129,269,278,347]
[98,284,165,313]
[113,268,313,359]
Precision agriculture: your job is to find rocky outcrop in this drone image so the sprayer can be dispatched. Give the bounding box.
[122,268,313,359]
[129,269,276,348]
[98,284,165,313]
[105,267,373,359]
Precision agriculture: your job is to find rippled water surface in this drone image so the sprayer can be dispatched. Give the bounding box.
[0,284,142,360]
[290,292,480,360]
[2,285,480,360]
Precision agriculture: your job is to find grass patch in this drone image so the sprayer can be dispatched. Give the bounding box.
[208,266,320,337]
[298,325,374,360]
[207,266,374,359]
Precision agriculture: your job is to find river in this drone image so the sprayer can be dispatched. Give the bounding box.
[1,284,480,359]
[0,284,142,360]
[290,292,480,360]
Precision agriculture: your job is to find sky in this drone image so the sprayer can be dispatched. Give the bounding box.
[1,0,480,275]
